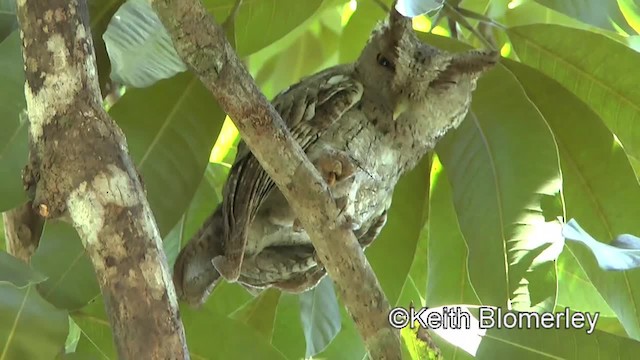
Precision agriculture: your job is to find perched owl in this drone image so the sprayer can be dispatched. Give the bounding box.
[173,4,498,306]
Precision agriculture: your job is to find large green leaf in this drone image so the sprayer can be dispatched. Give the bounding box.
[0,284,68,360]
[0,0,17,41]
[31,221,100,311]
[426,157,480,308]
[435,66,562,310]
[271,294,306,359]
[299,277,341,358]
[315,306,366,360]
[181,305,288,360]
[109,72,226,236]
[71,297,116,359]
[508,24,640,165]
[367,157,431,305]
[0,251,46,288]
[0,31,28,211]
[476,327,640,359]
[204,0,324,57]
[533,0,636,34]
[504,59,640,338]
[231,287,281,341]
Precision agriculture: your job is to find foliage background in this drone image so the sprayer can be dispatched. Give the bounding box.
[1,0,640,358]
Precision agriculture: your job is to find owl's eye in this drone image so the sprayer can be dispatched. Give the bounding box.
[376,53,394,70]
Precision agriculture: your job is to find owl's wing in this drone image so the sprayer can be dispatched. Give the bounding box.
[214,65,364,282]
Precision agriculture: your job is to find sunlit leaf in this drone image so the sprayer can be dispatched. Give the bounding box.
[204,0,324,57]
[533,0,636,34]
[504,56,640,339]
[508,24,640,164]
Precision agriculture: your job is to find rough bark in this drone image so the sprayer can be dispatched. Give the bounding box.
[2,201,44,262]
[15,0,188,358]
[151,0,402,358]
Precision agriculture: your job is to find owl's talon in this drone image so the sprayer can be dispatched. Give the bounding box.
[293,218,304,232]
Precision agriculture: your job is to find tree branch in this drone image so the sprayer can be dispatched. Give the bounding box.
[15,0,188,358]
[151,0,402,358]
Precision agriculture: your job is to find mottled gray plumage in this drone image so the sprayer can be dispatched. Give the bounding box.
[173,7,498,306]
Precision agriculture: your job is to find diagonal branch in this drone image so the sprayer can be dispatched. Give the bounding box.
[151,0,402,358]
[15,0,188,358]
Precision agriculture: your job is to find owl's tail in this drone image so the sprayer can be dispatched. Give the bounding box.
[172,205,224,307]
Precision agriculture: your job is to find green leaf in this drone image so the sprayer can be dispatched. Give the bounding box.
[338,0,387,63]
[0,0,17,41]
[71,297,116,359]
[367,157,431,306]
[433,55,562,310]
[0,284,68,360]
[110,72,226,236]
[0,251,47,288]
[205,0,324,57]
[231,288,281,340]
[504,58,640,338]
[271,294,306,359]
[508,24,640,165]
[164,162,229,266]
[315,306,366,360]
[88,0,125,93]
[31,221,100,311]
[103,0,187,88]
[0,31,28,211]
[299,277,341,357]
[181,305,288,360]
[533,0,636,34]
[426,157,480,308]
[476,327,640,359]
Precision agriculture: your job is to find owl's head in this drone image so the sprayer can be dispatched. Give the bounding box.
[355,3,499,119]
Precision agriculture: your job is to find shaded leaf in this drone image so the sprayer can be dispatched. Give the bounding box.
[271,294,306,359]
[71,297,116,359]
[563,219,640,271]
[181,305,288,360]
[0,0,17,41]
[0,31,28,211]
[0,284,68,360]
[103,0,187,88]
[316,306,366,360]
[110,72,226,236]
[0,251,46,288]
[231,288,281,340]
[31,221,100,311]
[299,277,341,357]
[508,24,640,164]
